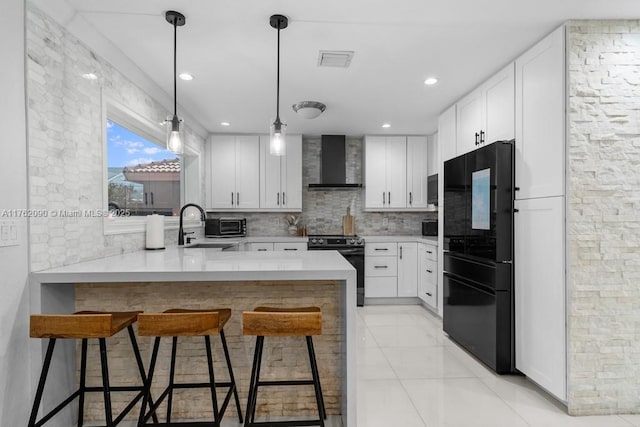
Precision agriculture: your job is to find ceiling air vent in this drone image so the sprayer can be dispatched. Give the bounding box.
[317,50,354,68]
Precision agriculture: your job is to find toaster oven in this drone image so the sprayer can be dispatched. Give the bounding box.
[205,218,246,237]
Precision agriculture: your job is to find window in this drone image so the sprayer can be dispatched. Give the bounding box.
[102,96,202,234]
[107,119,181,216]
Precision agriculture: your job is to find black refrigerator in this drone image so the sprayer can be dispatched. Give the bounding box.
[443,140,516,374]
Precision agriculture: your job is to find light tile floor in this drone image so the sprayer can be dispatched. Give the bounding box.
[356,304,640,427]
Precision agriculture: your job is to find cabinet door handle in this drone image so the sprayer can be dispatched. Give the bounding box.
[383,192,386,205]
[237,192,240,206]
[277,192,280,206]
[257,248,268,251]
[426,269,433,273]
[426,292,432,297]
[374,265,388,269]
[515,187,520,191]
[282,192,286,205]
[144,192,148,205]
[388,192,391,204]
[231,192,234,205]
[150,192,154,205]
[475,132,479,146]
[374,248,388,251]
[399,245,403,260]
[426,250,433,254]
[284,248,297,251]
[514,208,520,213]
[480,130,485,143]
[409,192,413,205]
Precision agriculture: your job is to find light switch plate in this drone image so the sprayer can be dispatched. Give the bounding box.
[0,220,19,247]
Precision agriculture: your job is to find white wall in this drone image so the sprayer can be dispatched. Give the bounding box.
[0,0,31,424]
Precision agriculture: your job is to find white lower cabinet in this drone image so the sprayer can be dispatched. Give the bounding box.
[515,196,566,400]
[397,243,418,297]
[273,242,307,251]
[418,243,438,309]
[246,241,308,252]
[365,242,398,297]
[247,242,273,251]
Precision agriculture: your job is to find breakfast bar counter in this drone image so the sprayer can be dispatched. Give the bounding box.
[30,248,357,426]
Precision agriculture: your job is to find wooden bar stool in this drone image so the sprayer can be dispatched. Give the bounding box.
[137,308,243,426]
[28,311,155,427]
[242,307,326,427]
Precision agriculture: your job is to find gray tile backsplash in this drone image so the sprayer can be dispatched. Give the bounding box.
[209,136,436,236]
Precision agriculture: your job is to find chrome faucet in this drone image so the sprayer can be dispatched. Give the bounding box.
[178,203,206,245]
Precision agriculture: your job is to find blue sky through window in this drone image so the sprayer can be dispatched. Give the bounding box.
[107,120,174,168]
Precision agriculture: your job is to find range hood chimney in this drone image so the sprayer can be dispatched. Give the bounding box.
[308,135,363,190]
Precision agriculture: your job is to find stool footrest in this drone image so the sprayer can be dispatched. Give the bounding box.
[247,420,324,427]
[84,385,144,392]
[258,380,315,387]
[171,381,233,389]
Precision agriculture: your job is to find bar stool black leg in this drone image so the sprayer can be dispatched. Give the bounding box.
[250,335,264,425]
[166,336,178,423]
[126,325,158,424]
[28,338,57,427]
[98,338,114,427]
[244,335,263,427]
[220,328,243,423]
[204,335,221,425]
[306,336,326,426]
[77,338,88,427]
[138,336,161,426]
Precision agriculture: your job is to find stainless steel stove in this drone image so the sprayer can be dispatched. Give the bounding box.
[307,235,365,306]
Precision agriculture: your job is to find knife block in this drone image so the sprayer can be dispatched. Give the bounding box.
[342,215,355,236]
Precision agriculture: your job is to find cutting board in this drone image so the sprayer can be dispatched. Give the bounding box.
[342,207,355,236]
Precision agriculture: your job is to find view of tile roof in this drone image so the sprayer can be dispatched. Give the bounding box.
[123,158,180,173]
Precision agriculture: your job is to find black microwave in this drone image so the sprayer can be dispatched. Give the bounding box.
[205,218,246,237]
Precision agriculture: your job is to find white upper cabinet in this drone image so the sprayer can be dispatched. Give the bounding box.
[456,63,515,155]
[456,88,483,155]
[207,135,260,210]
[438,105,457,162]
[364,136,408,210]
[515,26,565,200]
[427,133,439,176]
[406,136,429,208]
[483,63,515,143]
[259,134,302,211]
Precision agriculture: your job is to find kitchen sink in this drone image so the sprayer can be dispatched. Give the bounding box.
[183,242,237,250]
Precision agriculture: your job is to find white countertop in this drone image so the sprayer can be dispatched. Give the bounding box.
[31,246,355,284]
[202,236,308,244]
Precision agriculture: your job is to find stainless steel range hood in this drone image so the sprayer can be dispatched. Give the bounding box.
[308,135,363,191]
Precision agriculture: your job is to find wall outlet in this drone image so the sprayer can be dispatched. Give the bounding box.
[382,217,389,227]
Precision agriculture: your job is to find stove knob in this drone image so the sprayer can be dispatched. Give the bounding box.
[350,239,355,244]
[318,238,324,244]
[356,238,363,245]
[311,238,317,244]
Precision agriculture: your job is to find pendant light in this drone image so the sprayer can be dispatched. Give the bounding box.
[269,14,288,156]
[165,11,185,154]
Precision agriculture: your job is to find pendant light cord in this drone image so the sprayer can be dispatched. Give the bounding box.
[275,24,281,122]
[173,19,178,117]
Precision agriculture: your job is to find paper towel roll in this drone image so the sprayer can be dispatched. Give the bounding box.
[146,214,165,249]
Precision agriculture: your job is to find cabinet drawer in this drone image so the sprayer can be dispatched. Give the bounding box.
[247,242,274,251]
[423,245,437,261]
[421,280,437,307]
[273,242,307,251]
[365,242,398,257]
[423,260,437,284]
[365,277,398,298]
[365,256,397,276]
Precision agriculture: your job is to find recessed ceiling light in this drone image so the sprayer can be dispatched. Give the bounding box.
[220,122,230,126]
[179,73,194,81]
[424,77,438,85]
[382,123,391,128]
[82,73,98,80]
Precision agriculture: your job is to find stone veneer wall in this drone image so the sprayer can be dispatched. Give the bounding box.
[76,281,343,422]
[26,5,205,271]
[213,136,437,236]
[567,20,640,415]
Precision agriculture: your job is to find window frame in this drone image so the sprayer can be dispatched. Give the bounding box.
[102,93,201,235]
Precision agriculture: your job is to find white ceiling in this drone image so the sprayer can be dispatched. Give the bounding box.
[29,0,640,137]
